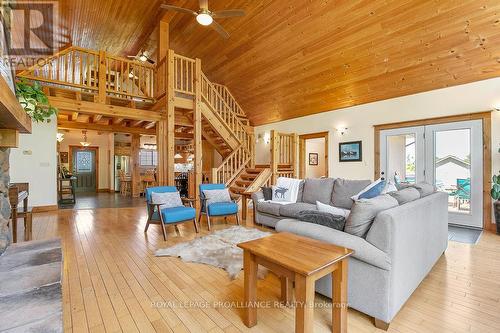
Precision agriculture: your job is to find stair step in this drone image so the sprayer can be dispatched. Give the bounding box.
[230,186,247,194]
[235,180,252,187]
[245,168,263,174]
[240,173,257,180]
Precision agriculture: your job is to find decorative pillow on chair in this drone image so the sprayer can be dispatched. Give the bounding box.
[203,188,231,205]
[151,191,183,209]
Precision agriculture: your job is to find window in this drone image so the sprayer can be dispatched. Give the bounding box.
[76,151,93,172]
[139,149,157,166]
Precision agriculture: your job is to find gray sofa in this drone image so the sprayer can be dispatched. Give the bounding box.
[251,178,448,328]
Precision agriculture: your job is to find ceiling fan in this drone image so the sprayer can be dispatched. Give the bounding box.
[161,0,245,39]
[127,50,155,64]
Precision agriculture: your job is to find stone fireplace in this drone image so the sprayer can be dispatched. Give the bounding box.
[0,147,10,254]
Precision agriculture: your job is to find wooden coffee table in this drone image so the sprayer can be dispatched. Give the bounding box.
[238,232,354,333]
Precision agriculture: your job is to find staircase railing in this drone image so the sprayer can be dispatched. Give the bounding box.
[17,46,155,101]
[211,145,251,185]
[213,83,247,120]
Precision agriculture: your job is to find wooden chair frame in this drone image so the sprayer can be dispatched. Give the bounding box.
[198,196,240,231]
[144,198,199,240]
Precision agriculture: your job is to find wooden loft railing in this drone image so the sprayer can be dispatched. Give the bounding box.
[270,130,298,183]
[17,46,155,102]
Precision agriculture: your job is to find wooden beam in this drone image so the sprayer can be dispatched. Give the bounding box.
[144,121,156,129]
[194,58,203,201]
[57,120,156,135]
[91,114,103,123]
[174,132,194,139]
[270,130,279,184]
[70,112,79,121]
[0,77,32,133]
[0,129,19,148]
[166,49,175,186]
[48,96,162,121]
[131,134,141,197]
[98,50,107,103]
[130,120,144,127]
[112,118,124,125]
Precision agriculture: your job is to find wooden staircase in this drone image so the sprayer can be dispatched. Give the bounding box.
[17,46,274,200]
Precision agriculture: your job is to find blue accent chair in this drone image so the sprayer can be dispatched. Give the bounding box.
[145,186,198,240]
[198,184,239,230]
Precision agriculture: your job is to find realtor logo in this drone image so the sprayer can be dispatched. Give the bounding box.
[0,1,58,69]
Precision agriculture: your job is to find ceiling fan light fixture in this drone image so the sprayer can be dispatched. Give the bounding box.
[138,53,148,62]
[196,12,213,26]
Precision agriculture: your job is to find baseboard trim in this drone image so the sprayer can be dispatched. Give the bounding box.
[98,188,112,193]
[32,205,58,212]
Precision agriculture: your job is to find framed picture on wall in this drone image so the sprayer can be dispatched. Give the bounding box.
[309,153,318,165]
[339,141,362,162]
[60,152,69,163]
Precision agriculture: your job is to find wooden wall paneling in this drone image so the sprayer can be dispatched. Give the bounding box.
[130,134,141,197]
[373,111,493,231]
[193,58,203,201]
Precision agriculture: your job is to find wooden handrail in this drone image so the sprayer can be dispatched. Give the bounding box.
[17,46,155,102]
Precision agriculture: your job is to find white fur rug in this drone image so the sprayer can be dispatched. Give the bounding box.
[155,226,272,279]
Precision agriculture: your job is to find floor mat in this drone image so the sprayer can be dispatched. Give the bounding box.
[448,225,482,244]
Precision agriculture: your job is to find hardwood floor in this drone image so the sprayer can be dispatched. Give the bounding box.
[18,207,500,332]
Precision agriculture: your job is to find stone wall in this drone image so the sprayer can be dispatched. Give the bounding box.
[0,148,10,254]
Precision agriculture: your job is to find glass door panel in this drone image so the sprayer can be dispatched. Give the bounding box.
[379,127,425,185]
[425,120,482,228]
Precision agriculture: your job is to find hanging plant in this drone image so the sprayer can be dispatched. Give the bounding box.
[15,79,58,123]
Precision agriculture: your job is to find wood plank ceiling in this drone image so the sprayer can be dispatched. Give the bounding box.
[28,1,500,125]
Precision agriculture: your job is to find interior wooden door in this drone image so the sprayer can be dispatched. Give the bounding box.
[71,146,97,192]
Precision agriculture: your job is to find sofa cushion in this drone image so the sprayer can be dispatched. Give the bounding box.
[389,187,420,205]
[279,202,317,218]
[302,178,335,204]
[296,210,346,231]
[345,194,399,238]
[276,219,391,270]
[256,201,282,216]
[331,178,371,209]
[208,202,238,216]
[316,201,350,218]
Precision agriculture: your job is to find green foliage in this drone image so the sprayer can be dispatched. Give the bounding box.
[491,174,500,201]
[15,79,57,123]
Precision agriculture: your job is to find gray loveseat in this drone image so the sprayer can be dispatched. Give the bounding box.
[251,178,448,329]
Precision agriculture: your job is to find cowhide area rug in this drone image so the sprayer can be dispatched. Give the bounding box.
[155,226,272,279]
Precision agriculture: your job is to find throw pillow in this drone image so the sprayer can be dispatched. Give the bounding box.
[388,187,420,205]
[316,201,350,218]
[411,182,435,197]
[296,210,346,231]
[261,186,273,201]
[272,185,292,202]
[151,191,182,210]
[344,194,399,238]
[203,188,231,205]
[351,178,386,200]
[381,181,398,194]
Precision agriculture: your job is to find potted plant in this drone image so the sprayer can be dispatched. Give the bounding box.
[491,173,500,234]
[15,79,57,122]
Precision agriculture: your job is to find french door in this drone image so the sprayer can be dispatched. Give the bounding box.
[379,120,483,228]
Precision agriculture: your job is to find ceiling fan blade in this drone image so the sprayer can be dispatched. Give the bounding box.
[212,9,245,18]
[126,55,136,58]
[199,0,208,10]
[210,20,230,39]
[160,4,197,16]
[146,58,155,64]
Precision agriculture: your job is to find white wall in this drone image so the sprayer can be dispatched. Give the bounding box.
[305,138,326,178]
[255,77,500,182]
[59,130,113,190]
[10,119,58,207]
